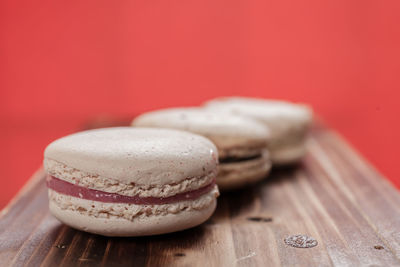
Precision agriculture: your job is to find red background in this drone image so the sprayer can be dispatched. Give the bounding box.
[1,0,399,208]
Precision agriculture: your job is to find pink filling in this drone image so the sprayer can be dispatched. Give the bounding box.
[46,176,215,205]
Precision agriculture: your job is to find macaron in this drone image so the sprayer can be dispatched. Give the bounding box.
[132,108,272,190]
[204,97,313,165]
[44,127,219,237]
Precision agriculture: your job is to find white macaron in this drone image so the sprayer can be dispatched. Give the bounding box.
[204,97,313,165]
[44,127,219,236]
[132,108,272,190]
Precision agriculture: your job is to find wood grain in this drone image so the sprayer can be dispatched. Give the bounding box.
[0,122,399,267]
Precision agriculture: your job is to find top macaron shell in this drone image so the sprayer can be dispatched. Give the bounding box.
[131,108,270,152]
[44,127,218,186]
[204,97,313,142]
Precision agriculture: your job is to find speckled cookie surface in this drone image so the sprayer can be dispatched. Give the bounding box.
[44,127,218,185]
[205,97,312,125]
[131,107,270,157]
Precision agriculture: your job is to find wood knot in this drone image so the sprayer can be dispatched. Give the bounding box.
[247,217,273,222]
[174,253,185,257]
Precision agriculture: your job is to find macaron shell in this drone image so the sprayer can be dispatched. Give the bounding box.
[217,150,272,190]
[204,97,312,164]
[49,197,217,237]
[204,97,313,127]
[132,108,270,151]
[44,127,218,186]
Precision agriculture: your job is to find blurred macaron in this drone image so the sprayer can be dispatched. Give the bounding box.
[204,97,313,165]
[132,108,272,190]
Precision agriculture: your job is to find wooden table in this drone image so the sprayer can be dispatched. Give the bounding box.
[1,122,399,267]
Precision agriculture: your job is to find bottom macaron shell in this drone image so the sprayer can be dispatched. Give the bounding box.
[48,192,217,237]
[217,152,272,190]
[270,142,307,165]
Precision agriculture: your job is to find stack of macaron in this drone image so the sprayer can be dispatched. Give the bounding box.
[43,97,312,236]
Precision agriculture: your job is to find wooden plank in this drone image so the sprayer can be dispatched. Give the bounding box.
[0,122,399,267]
[313,130,400,258]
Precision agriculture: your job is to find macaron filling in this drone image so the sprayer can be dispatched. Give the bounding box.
[219,154,262,164]
[46,176,216,205]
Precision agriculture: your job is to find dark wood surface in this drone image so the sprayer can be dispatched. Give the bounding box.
[1,122,400,267]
